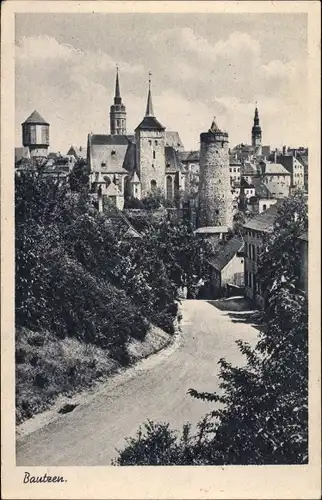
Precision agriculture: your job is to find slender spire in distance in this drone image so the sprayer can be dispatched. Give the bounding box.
[115,64,121,98]
[145,71,154,117]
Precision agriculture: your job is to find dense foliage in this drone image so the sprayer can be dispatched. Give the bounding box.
[16,172,210,420]
[115,192,309,465]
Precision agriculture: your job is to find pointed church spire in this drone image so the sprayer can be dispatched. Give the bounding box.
[253,102,260,125]
[252,102,262,148]
[145,72,154,117]
[114,65,122,105]
[115,65,121,99]
[110,65,126,135]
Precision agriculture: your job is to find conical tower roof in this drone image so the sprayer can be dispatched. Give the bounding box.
[22,110,49,125]
[209,116,221,133]
[136,73,165,131]
[145,73,154,117]
[115,67,121,98]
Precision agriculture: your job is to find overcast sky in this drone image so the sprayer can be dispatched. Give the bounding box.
[15,13,308,153]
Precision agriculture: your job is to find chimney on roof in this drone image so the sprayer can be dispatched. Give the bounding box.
[282,145,286,155]
[274,150,277,163]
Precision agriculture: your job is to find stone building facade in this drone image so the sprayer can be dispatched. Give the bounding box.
[198,118,233,228]
[135,82,166,197]
[243,204,279,308]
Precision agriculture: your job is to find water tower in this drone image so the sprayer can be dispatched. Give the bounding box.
[22,110,50,158]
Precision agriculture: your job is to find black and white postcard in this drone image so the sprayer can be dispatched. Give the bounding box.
[1,1,321,499]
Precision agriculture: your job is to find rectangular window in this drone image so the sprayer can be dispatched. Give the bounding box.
[30,125,36,142]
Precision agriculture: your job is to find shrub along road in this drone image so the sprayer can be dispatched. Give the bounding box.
[16,299,258,466]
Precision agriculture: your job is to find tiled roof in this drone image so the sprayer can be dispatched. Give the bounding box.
[240,177,254,188]
[243,204,279,232]
[229,155,241,165]
[88,134,132,174]
[165,131,184,149]
[165,146,182,172]
[241,162,257,175]
[297,154,308,168]
[67,145,87,160]
[194,226,229,234]
[178,151,190,162]
[262,162,291,175]
[179,150,200,163]
[15,147,30,162]
[135,116,165,131]
[208,236,244,271]
[90,135,130,146]
[130,171,140,183]
[253,179,272,198]
[22,110,49,125]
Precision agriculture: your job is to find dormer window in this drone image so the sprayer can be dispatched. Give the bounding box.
[101,161,106,167]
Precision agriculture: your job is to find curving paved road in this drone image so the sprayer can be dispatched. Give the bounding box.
[16,300,258,466]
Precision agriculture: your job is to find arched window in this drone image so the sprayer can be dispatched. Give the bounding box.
[262,204,267,211]
[151,179,157,191]
[166,176,173,201]
[153,150,156,159]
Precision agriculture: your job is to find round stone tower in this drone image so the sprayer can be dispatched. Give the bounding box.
[22,110,50,158]
[198,117,233,228]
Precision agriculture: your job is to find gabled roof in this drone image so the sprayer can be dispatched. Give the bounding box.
[165,131,184,149]
[22,110,49,125]
[253,179,272,199]
[240,177,254,188]
[208,236,244,271]
[194,226,229,235]
[262,162,291,175]
[88,134,132,174]
[90,134,130,146]
[130,171,140,183]
[241,161,257,176]
[243,204,279,232]
[179,150,199,163]
[135,116,165,131]
[165,146,183,173]
[106,182,122,196]
[67,145,87,160]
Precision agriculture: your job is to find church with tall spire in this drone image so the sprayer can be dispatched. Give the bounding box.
[110,66,127,135]
[86,69,186,210]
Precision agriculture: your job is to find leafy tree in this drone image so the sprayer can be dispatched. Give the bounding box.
[69,158,90,192]
[114,193,308,465]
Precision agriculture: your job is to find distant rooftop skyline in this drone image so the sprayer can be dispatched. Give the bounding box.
[15,12,308,152]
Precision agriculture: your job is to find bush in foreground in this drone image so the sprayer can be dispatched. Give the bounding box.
[114,193,308,465]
